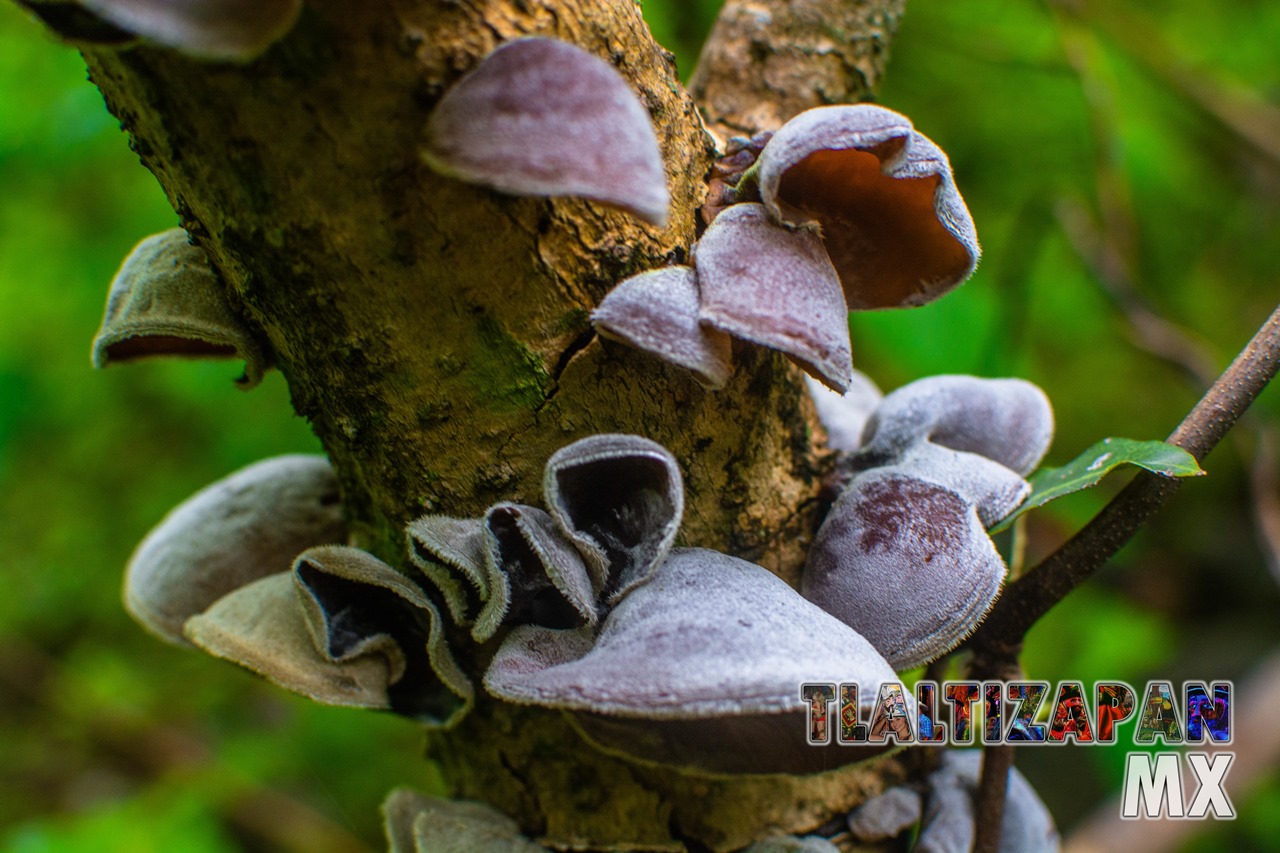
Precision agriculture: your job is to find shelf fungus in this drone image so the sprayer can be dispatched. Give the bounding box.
[591,266,734,390]
[92,228,269,388]
[802,376,1054,670]
[123,454,346,647]
[846,750,1059,853]
[185,545,472,728]
[543,433,684,603]
[75,0,302,61]
[484,547,903,776]
[695,203,852,393]
[383,788,544,853]
[421,37,669,226]
[805,370,883,454]
[406,515,490,629]
[754,104,980,310]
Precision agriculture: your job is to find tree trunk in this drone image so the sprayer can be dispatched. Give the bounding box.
[78,0,907,848]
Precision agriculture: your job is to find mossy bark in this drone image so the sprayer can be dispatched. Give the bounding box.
[78,0,907,848]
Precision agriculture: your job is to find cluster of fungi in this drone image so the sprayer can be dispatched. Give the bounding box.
[37,2,1069,851]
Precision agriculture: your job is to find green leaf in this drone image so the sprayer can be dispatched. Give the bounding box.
[989,438,1205,533]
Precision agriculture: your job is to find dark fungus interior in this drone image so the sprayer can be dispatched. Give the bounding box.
[107,335,238,359]
[296,564,461,723]
[554,455,674,594]
[486,507,586,630]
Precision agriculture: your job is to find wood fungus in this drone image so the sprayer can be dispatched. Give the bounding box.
[123,454,345,647]
[76,0,302,61]
[406,515,490,628]
[805,370,883,453]
[484,548,902,776]
[591,266,734,390]
[185,545,472,728]
[92,228,269,388]
[695,203,853,393]
[542,433,684,603]
[803,376,1054,670]
[421,37,669,226]
[756,104,980,310]
[382,788,544,853]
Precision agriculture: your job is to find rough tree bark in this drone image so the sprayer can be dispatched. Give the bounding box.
[75,0,907,848]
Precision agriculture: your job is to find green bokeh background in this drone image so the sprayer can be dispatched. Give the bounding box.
[0,1,1276,850]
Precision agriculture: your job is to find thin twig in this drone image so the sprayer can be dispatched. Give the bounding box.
[970,303,1280,654]
[973,746,1015,853]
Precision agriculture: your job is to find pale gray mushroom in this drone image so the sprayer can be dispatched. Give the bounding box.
[804,370,883,453]
[858,375,1054,476]
[92,228,269,387]
[695,203,853,393]
[382,788,545,853]
[802,465,1009,671]
[543,434,683,603]
[755,104,980,311]
[592,266,734,389]
[742,836,841,853]
[422,37,669,226]
[123,454,346,647]
[476,503,598,642]
[77,0,302,61]
[406,515,490,627]
[915,751,1059,853]
[185,546,473,728]
[485,547,903,776]
[845,784,923,842]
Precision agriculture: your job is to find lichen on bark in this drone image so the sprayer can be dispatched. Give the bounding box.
[71,0,909,848]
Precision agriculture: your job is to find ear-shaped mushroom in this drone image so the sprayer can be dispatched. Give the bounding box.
[475,503,598,642]
[405,515,490,626]
[77,0,302,61]
[543,434,683,603]
[485,547,902,776]
[756,104,979,310]
[695,203,853,393]
[184,546,472,728]
[592,266,734,390]
[382,788,545,853]
[802,467,1007,671]
[915,751,1059,853]
[422,37,669,226]
[92,228,269,387]
[845,784,923,843]
[805,370,883,453]
[860,375,1054,476]
[123,454,346,647]
[15,0,137,45]
[743,837,841,853]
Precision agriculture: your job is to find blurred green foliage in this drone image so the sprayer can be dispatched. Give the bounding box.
[0,0,1277,850]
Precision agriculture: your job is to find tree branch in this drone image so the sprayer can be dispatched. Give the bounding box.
[688,0,906,141]
[970,301,1280,653]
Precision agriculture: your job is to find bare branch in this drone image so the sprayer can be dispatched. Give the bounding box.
[970,304,1280,653]
[688,0,906,141]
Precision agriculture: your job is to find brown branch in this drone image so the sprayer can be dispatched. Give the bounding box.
[688,0,907,141]
[970,303,1280,654]
[973,746,1015,853]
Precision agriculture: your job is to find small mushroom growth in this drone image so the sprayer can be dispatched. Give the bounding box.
[802,376,1054,669]
[92,228,270,387]
[590,103,979,393]
[421,37,669,226]
[75,0,301,60]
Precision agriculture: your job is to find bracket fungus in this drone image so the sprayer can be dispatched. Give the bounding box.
[543,433,684,603]
[484,547,902,776]
[754,104,980,310]
[406,515,490,628]
[185,546,472,728]
[916,751,1060,853]
[75,0,302,61]
[591,266,734,390]
[92,228,269,388]
[802,376,1054,670]
[695,203,852,393]
[383,788,545,853]
[805,370,883,453]
[421,37,669,226]
[123,454,346,647]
